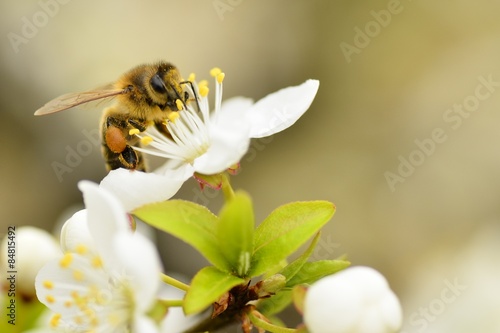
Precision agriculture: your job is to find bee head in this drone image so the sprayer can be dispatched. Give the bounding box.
[147,62,184,111]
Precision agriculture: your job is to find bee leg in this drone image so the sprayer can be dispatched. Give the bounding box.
[154,121,173,140]
[128,118,148,132]
[102,115,146,171]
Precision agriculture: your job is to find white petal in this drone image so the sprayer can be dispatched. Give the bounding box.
[247,79,319,138]
[193,119,251,175]
[112,232,162,312]
[60,210,94,253]
[35,254,109,316]
[133,315,160,333]
[218,96,254,120]
[100,169,184,212]
[304,266,402,333]
[78,181,130,248]
[154,159,194,181]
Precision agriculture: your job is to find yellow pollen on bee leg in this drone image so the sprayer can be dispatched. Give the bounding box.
[210,67,222,77]
[175,99,184,110]
[129,128,140,136]
[141,136,153,145]
[50,313,62,328]
[216,72,225,83]
[59,253,73,268]
[187,73,196,82]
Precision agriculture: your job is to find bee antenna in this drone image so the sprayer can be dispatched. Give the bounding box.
[179,80,201,113]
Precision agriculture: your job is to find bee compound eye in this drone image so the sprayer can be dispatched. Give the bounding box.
[150,74,167,94]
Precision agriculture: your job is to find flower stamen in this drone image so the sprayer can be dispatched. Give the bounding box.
[175,99,184,111]
[129,128,140,136]
[210,67,222,77]
[216,72,225,84]
[167,111,180,123]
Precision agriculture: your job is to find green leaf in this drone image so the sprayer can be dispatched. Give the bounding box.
[280,232,321,282]
[249,201,335,277]
[133,200,229,271]
[217,191,254,277]
[257,289,293,316]
[263,259,288,279]
[184,266,246,315]
[286,260,350,287]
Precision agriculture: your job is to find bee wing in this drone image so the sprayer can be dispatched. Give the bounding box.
[34,87,128,116]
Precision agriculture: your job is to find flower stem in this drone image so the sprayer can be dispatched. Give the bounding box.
[159,299,184,308]
[160,273,190,292]
[221,173,235,201]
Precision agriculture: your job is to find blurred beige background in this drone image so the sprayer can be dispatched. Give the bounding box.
[2,0,500,331]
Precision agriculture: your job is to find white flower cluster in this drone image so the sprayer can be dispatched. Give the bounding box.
[304,266,402,333]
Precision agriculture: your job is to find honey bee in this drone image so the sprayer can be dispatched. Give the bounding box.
[35,61,194,171]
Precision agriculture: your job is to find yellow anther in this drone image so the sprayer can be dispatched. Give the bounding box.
[64,300,73,308]
[75,244,87,255]
[141,136,153,146]
[198,79,208,87]
[199,85,209,97]
[96,292,108,305]
[108,313,121,325]
[59,253,73,268]
[167,111,180,123]
[129,128,140,136]
[84,308,96,319]
[175,99,184,110]
[50,313,61,328]
[216,72,225,84]
[46,295,56,303]
[71,291,80,299]
[43,280,54,289]
[73,269,84,281]
[90,316,100,327]
[187,73,196,82]
[91,256,103,268]
[210,67,222,77]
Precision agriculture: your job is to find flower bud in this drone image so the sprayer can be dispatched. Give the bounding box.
[258,274,286,296]
[1,226,60,297]
[304,266,402,333]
